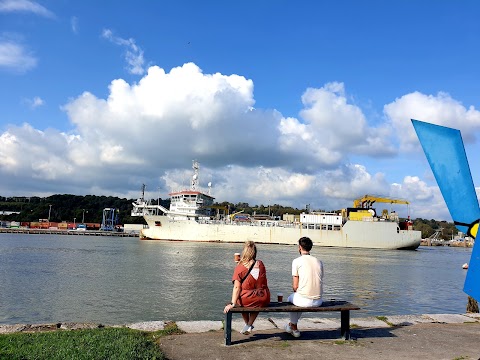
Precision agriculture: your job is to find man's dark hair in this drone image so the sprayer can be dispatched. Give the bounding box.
[298,237,313,252]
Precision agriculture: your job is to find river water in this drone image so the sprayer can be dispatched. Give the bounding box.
[0,234,473,325]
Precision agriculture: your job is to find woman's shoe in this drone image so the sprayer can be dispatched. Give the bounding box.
[240,324,254,335]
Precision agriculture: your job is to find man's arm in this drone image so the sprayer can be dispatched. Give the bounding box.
[292,275,299,292]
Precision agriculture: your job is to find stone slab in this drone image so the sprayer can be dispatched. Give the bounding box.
[0,324,28,334]
[350,317,391,328]
[381,315,432,326]
[127,321,166,331]
[176,320,223,333]
[60,322,102,330]
[463,313,480,320]
[423,313,475,324]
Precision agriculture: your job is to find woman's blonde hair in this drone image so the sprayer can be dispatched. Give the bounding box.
[240,241,257,264]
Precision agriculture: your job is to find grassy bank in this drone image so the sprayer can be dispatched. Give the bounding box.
[0,323,183,360]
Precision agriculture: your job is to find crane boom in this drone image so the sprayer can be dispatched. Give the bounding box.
[353,195,410,209]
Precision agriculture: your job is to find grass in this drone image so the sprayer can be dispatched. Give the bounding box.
[376,316,394,327]
[0,323,184,360]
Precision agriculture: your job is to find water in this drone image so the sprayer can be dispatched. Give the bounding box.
[0,234,473,325]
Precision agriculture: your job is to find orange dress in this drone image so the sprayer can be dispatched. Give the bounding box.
[232,260,270,307]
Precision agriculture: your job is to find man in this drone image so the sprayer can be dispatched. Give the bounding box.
[285,236,324,338]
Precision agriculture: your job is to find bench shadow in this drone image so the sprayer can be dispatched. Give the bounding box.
[229,326,402,345]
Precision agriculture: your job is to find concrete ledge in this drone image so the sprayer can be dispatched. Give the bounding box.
[127,321,166,331]
[176,321,223,333]
[383,314,438,326]
[350,317,391,328]
[464,312,480,320]
[423,314,474,323]
[0,314,478,335]
[0,324,29,334]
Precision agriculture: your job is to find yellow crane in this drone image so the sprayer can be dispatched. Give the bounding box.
[353,195,410,209]
[229,210,245,221]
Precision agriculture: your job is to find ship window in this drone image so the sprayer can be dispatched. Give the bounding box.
[321,225,327,230]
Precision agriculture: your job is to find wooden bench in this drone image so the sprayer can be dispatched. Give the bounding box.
[224,300,360,345]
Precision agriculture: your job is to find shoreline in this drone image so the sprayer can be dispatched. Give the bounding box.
[2,312,479,334]
[0,228,137,237]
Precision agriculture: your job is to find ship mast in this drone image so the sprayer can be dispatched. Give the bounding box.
[191,160,199,191]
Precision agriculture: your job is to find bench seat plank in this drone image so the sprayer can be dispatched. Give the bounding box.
[229,300,360,313]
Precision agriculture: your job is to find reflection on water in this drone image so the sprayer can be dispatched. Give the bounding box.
[0,234,472,325]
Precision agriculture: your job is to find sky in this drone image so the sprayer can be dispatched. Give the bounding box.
[1,0,480,221]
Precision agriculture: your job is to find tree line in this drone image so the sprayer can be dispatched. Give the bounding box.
[0,195,458,239]
[0,195,150,225]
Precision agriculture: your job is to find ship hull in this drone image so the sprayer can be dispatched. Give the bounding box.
[141,215,421,250]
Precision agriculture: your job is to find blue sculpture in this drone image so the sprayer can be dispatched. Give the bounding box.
[412,119,479,301]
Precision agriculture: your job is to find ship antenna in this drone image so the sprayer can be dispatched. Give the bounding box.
[191,160,199,191]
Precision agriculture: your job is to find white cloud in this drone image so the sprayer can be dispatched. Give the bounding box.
[384,91,480,151]
[0,0,54,18]
[390,176,450,220]
[0,40,36,72]
[24,96,44,108]
[160,163,384,212]
[62,63,279,170]
[315,164,390,210]
[102,29,145,75]
[0,62,458,219]
[71,16,79,34]
[278,82,396,170]
[0,124,73,180]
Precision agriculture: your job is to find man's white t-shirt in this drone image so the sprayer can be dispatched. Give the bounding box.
[292,254,323,299]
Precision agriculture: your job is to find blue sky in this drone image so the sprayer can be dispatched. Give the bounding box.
[1,0,480,221]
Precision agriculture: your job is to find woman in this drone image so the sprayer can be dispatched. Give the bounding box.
[223,241,270,335]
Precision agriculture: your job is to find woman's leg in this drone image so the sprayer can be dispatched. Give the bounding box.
[246,312,259,326]
[241,313,249,325]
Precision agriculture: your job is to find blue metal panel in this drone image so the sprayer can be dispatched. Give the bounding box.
[412,119,480,301]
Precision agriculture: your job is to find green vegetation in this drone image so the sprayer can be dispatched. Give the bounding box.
[376,316,394,327]
[1,194,459,234]
[0,195,308,225]
[0,195,164,225]
[413,218,458,240]
[216,201,308,218]
[0,324,184,360]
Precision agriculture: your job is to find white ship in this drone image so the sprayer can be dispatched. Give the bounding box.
[132,161,421,250]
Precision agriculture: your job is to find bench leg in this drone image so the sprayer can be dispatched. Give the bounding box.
[340,310,351,340]
[224,311,232,346]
